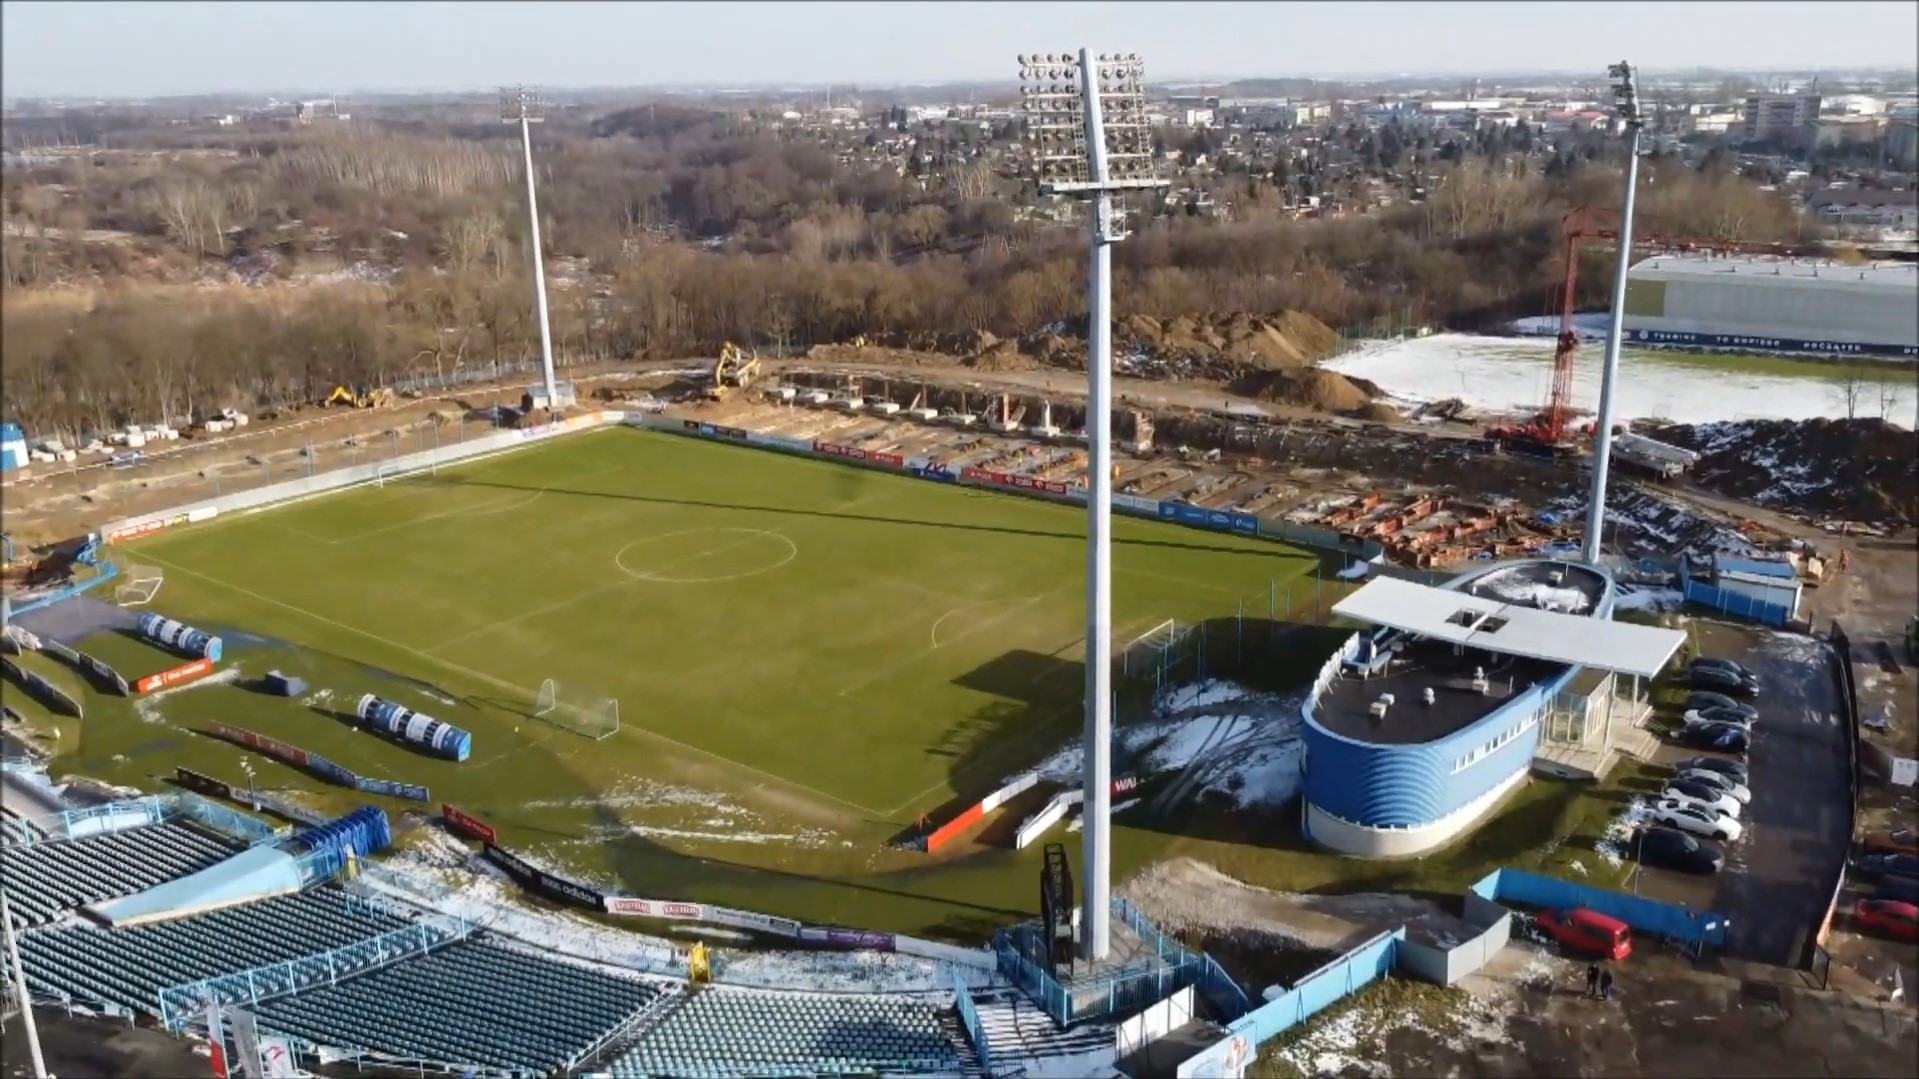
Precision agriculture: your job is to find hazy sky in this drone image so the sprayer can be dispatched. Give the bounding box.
[4,1,1916,99]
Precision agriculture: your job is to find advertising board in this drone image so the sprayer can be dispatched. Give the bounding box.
[173,767,234,801]
[1158,501,1258,536]
[815,442,867,461]
[203,721,312,769]
[441,803,499,843]
[107,519,169,544]
[703,906,803,937]
[603,896,706,920]
[867,451,904,469]
[1114,493,1161,515]
[911,464,957,483]
[798,927,897,951]
[483,843,604,909]
[136,657,213,694]
[357,777,431,802]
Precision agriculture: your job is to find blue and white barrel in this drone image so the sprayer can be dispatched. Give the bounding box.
[135,612,223,661]
[354,694,472,762]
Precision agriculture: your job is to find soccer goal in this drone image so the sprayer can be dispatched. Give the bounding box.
[114,563,165,607]
[534,678,620,740]
[373,462,410,488]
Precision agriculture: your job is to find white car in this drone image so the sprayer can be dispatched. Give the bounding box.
[1659,787,1742,819]
[1673,769,1751,805]
[1683,709,1754,732]
[1652,801,1743,843]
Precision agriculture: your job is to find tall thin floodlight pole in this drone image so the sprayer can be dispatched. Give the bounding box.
[1,890,50,1079]
[501,85,560,416]
[1018,49,1167,963]
[1583,61,1645,566]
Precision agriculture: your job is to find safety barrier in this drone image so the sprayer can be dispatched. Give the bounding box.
[1810,622,1861,967]
[1471,867,1730,953]
[924,772,1042,853]
[993,895,1241,1028]
[155,912,469,1032]
[201,721,429,802]
[484,842,604,910]
[952,970,993,1077]
[0,655,83,718]
[1181,929,1402,1078]
[36,637,131,696]
[1014,790,1080,850]
[1395,892,1513,987]
[284,806,393,884]
[3,790,278,849]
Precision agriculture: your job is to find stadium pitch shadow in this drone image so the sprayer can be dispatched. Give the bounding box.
[429,475,1291,562]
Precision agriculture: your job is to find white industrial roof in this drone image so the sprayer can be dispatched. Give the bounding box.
[1630,254,1919,289]
[1332,576,1685,679]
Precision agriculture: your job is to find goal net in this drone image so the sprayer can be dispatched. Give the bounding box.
[534,678,620,740]
[114,562,165,607]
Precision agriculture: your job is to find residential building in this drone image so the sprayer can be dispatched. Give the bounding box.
[1889,120,1919,169]
[1741,94,1821,144]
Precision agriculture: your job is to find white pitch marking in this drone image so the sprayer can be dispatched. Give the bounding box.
[837,587,1064,700]
[612,527,798,585]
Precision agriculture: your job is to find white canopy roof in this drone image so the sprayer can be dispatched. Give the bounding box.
[1332,576,1684,679]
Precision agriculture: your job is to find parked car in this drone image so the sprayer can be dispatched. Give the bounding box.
[1682,692,1758,722]
[1852,852,1919,881]
[1675,722,1749,754]
[1852,899,1919,943]
[1691,656,1754,678]
[1659,784,1742,819]
[1873,875,1919,905]
[1651,802,1743,843]
[1689,665,1760,697]
[1536,907,1633,960]
[1683,707,1755,731]
[1672,768,1751,804]
[1675,756,1749,785]
[1635,827,1726,875]
[1861,828,1919,857]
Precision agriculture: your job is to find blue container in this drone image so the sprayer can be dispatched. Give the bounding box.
[354,694,472,762]
[135,612,223,661]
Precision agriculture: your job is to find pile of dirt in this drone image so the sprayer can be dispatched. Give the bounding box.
[1648,417,1919,527]
[1230,367,1376,413]
[1351,401,1404,424]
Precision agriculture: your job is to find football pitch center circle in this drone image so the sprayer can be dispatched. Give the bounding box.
[612,527,799,584]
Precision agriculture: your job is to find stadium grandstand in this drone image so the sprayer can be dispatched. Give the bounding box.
[0,788,1038,1078]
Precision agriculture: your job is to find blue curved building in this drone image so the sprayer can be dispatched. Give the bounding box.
[1300,560,1683,858]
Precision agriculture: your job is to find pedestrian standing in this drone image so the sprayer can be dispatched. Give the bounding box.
[1585,963,1600,999]
[1600,967,1615,1002]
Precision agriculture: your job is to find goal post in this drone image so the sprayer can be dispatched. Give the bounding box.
[113,562,165,607]
[534,678,619,740]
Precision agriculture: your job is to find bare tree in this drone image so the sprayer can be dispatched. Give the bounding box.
[1834,365,1868,420]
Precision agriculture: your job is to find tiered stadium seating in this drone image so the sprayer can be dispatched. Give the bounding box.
[606,986,962,1078]
[1,821,237,928]
[968,985,1116,1061]
[13,887,413,1013]
[252,940,671,1074]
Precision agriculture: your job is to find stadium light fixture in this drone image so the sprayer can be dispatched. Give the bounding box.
[1016,47,1169,965]
[501,84,561,418]
[1583,60,1644,566]
[1,889,49,1079]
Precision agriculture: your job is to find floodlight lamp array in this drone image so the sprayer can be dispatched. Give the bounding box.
[1015,52,1162,188]
[500,85,547,123]
[1606,62,1643,128]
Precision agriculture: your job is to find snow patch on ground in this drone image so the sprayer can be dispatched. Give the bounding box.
[1595,796,1654,867]
[1263,982,1516,1078]
[134,666,244,724]
[524,778,837,849]
[1615,588,1686,613]
[1326,332,1918,425]
[1015,1046,1121,1078]
[371,829,994,996]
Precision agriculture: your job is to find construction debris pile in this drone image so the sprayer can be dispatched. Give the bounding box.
[1648,417,1919,527]
[1284,490,1570,567]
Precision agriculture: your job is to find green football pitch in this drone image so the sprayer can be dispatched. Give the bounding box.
[45,427,1326,921]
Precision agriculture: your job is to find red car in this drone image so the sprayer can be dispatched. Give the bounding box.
[1537,907,1633,960]
[1854,899,1919,943]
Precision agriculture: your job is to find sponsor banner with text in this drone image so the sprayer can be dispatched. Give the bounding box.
[203,721,312,769]
[867,451,903,469]
[441,804,499,844]
[704,906,803,938]
[356,776,431,802]
[137,657,214,694]
[770,434,814,453]
[815,442,867,461]
[798,926,897,951]
[1158,501,1258,536]
[604,896,707,920]
[1114,493,1160,515]
[682,419,703,432]
[107,519,169,544]
[173,767,234,801]
[484,843,604,909]
[711,424,748,441]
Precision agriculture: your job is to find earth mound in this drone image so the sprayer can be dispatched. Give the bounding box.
[1648,417,1918,526]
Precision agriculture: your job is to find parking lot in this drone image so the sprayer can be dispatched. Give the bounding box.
[1625,623,1853,967]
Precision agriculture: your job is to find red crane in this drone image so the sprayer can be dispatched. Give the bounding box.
[1486,207,1863,456]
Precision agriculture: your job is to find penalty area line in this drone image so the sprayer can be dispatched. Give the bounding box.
[132,551,889,820]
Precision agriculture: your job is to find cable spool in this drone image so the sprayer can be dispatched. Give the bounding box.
[354,694,472,762]
[135,612,223,662]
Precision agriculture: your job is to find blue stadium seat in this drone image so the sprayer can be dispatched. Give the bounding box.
[1,821,238,928]
[605,986,961,1078]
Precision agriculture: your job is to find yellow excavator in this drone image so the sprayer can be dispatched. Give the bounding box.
[706,343,762,402]
[324,385,394,409]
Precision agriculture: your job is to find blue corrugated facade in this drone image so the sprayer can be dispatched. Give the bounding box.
[1300,560,1616,849]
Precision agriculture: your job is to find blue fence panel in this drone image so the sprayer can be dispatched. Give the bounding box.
[951,969,991,1076]
[1680,579,1791,627]
[1491,868,1729,949]
[163,792,283,846]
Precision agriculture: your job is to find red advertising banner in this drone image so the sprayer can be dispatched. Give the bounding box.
[867,452,903,469]
[441,803,498,844]
[203,720,312,769]
[136,657,213,694]
[108,519,168,544]
[603,896,705,919]
[815,442,868,461]
[960,467,1006,484]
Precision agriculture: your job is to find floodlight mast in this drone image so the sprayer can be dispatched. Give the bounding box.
[1018,48,1168,964]
[1582,61,1645,566]
[501,85,560,416]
